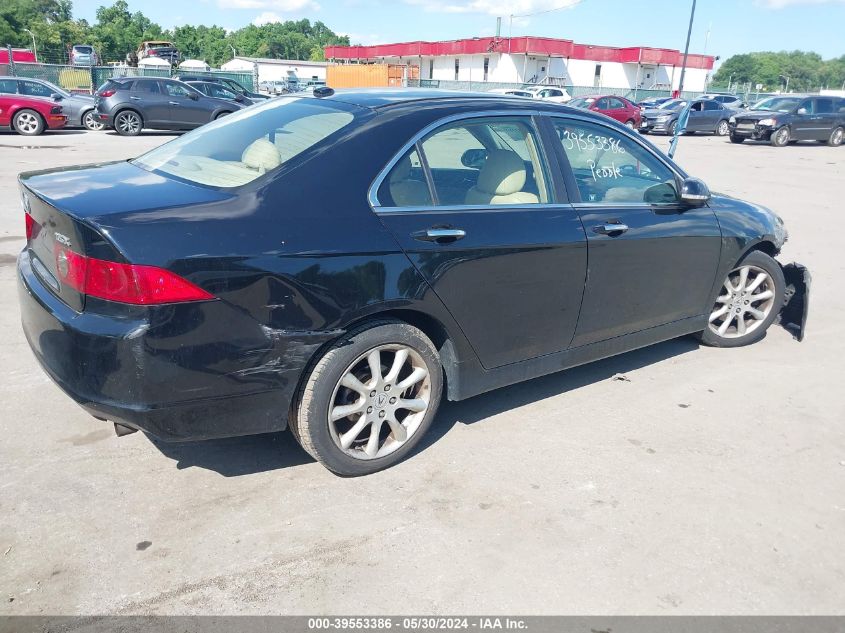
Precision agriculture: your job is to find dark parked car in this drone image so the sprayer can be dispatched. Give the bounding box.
[0,76,102,130]
[637,96,675,109]
[728,95,845,146]
[174,75,269,101]
[640,98,735,136]
[700,93,747,109]
[569,94,642,128]
[95,77,245,136]
[17,90,807,476]
[185,80,254,105]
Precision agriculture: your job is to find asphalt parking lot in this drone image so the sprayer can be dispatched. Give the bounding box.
[0,128,843,615]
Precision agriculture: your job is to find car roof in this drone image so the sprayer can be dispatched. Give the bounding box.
[308,88,546,109]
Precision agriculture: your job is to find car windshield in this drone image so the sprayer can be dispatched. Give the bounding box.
[569,97,595,108]
[750,97,800,112]
[133,97,359,188]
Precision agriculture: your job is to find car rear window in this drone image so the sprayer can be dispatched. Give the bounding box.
[74,46,93,53]
[133,97,359,188]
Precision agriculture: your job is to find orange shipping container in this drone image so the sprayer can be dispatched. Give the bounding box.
[327,64,418,88]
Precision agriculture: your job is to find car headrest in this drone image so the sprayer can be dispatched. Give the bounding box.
[242,138,282,172]
[390,155,413,183]
[476,150,526,195]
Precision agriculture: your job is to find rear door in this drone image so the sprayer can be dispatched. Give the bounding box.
[812,98,837,140]
[791,98,817,140]
[129,80,170,126]
[548,115,722,346]
[685,101,708,132]
[373,114,588,369]
[701,100,723,132]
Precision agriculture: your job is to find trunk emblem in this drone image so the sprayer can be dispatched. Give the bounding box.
[54,232,72,247]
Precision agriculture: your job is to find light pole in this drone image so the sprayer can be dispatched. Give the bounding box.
[676,0,696,97]
[780,75,790,93]
[230,45,237,59]
[24,28,37,63]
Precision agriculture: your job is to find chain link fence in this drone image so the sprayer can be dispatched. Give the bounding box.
[3,61,255,94]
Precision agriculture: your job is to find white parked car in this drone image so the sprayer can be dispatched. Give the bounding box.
[487,86,571,103]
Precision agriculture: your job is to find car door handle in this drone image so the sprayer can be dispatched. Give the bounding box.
[411,228,466,243]
[169,101,180,106]
[593,223,629,235]
[129,96,141,100]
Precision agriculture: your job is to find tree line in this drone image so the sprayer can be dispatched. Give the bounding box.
[713,50,845,92]
[1,0,350,66]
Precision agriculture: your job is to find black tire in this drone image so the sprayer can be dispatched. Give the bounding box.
[291,320,443,476]
[716,119,730,136]
[770,126,790,147]
[114,109,142,136]
[698,250,786,348]
[827,126,844,147]
[729,134,745,144]
[625,119,635,129]
[82,109,104,131]
[668,120,677,135]
[12,109,45,136]
[214,111,231,120]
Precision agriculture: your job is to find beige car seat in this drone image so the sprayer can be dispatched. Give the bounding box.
[242,139,282,173]
[389,155,431,206]
[464,150,539,205]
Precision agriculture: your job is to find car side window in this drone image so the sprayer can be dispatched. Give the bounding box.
[418,117,550,206]
[133,81,161,94]
[798,99,815,115]
[552,118,679,205]
[815,98,834,114]
[594,97,609,109]
[19,80,52,98]
[165,83,191,97]
[703,101,720,111]
[608,97,625,109]
[377,148,433,208]
[0,79,17,94]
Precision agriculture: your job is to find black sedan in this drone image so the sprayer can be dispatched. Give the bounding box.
[17,89,807,476]
[640,98,735,136]
[729,95,845,146]
[94,77,245,136]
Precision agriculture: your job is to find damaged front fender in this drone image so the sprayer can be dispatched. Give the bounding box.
[779,262,811,342]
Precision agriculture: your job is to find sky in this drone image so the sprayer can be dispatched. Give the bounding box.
[70,0,845,62]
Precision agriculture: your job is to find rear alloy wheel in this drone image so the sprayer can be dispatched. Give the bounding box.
[716,120,730,136]
[292,321,443,476]
[13,110,44,136]
[827,126,844,147]
[625,119,635,129]
[699,250,785,348]
[115,110,142,136]
[770,126,790,147]
[215,111,231,120]
[82,110,104,131]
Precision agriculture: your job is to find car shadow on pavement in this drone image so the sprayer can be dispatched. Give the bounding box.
[147,336,699,477]
[413,335,701,458]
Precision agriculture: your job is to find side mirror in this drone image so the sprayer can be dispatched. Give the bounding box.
[461,148,488,170]
[188,92,199,100]
[51,93,63,101]
[680,177,711,205]
[797,107,808,115]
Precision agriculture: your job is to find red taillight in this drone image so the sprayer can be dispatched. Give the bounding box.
[25,213,36,241]
[98,89,115,97]
[54,247,214,305]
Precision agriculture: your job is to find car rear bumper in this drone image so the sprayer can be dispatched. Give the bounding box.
[17,250,335,441]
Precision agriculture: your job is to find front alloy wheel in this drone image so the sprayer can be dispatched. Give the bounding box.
[13,110,44,136]
[292,320,443,476]
[700,250,785,347]
[716,120,730,136]
[771,127,790,147]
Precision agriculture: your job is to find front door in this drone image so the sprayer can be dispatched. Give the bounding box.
[373,115,588,369]
[162,81,209,128]
[547,116,722,347]
[791,98,819,140]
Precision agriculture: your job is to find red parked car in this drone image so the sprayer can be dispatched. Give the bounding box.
[569,94,642,129]
[0,94,67,136]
